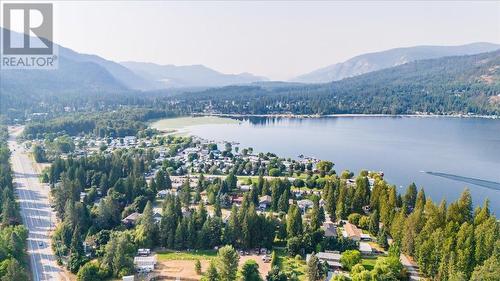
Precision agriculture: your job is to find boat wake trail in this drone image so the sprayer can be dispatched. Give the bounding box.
[423,171,500,191]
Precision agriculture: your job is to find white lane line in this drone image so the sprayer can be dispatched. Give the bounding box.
[23,155,51,281]
[14,157,41,281]
[10,138,61,281]
[13,150,46,281]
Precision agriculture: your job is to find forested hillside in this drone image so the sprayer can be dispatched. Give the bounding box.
[293,42,500,83]
[179,51,500,115]
[2,51,499,124]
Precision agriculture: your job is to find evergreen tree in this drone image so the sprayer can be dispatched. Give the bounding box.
[473,199,490,226]
[217,245,240,281]
[135,201,157,248]
[455,222,475,278]
[226,205,240,246]
[325,183,336,222]
[70,224,84,255]
[214,198,222,217]
[286,204,303,238]
[278,193,288,213]
[68,225,85,273]
[414,189,426,211]
[307,254,324,281]
[266,266,287,281]
[174,220,186,250]
[336,186,348,220]
[404,183,418,212]
[474,217,498,266]
[241,260,262,281]
[470,255,500,281]
[368,210,379,235]
[180,178,192,206]
[1,194,17,225]
[1,259,29,281]
[271,184,280,211]
[195,259,202,275]
[271,251,278,267]
[225,173,237,190]
[155,171,165,190]
[377,227,388,250]
[205,260,219,281]
[310,200,321,231]
[352,176,370,212]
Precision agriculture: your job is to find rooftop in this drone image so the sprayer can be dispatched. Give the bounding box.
[344,222,362,238]
[359,242,372,253]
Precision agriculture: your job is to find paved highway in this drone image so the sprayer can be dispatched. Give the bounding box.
[8,126,64,281]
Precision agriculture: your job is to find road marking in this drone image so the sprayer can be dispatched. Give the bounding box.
[9,135,61,281]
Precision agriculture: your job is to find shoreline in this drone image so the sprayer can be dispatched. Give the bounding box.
[191,112,500,119]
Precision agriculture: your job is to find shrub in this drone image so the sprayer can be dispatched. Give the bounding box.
[348,213,362,225]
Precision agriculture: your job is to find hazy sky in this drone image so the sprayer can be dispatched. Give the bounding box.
[41,1,500,79]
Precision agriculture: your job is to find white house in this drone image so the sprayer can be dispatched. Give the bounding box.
[134,255,157,273]
[240,185,252,191]
[306,252,342,270]
[297,199,314,213]
[137,248,151,256]
[359,242,373,255]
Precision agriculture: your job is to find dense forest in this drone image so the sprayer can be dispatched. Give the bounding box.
[0,125,29,280]
[22,109,177,139]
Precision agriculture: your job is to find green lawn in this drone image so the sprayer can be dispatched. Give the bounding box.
[361,257,378,271]
[276,250,308,281]
[157,250,217,261]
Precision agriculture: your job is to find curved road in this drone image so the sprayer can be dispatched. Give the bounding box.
[8,126,64,281]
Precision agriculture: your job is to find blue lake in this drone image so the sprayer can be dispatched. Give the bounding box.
[185,116,500,214]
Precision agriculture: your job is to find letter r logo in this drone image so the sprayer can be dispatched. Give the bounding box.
[2,3,53,55]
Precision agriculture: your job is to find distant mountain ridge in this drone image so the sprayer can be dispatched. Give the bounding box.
[1,28,268,102]
[0,28,162,93]
[58,48,165,91]
[187,50,500,115]
[121,61,268,88]
[293,43,500,83]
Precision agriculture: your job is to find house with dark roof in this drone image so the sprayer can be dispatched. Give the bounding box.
[259,195,272,210]
[322,222,338,237]
[306,252,342,270]
[122,212,141,226]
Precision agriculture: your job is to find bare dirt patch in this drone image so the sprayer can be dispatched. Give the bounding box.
[156,259,209,280]
[155,254,271,280]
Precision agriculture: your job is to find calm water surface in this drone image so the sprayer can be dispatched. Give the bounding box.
[185,116,500,214]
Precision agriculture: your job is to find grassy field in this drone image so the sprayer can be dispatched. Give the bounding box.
[150,116,239,131]
[276,250,308,281]
[157,250,218,261]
